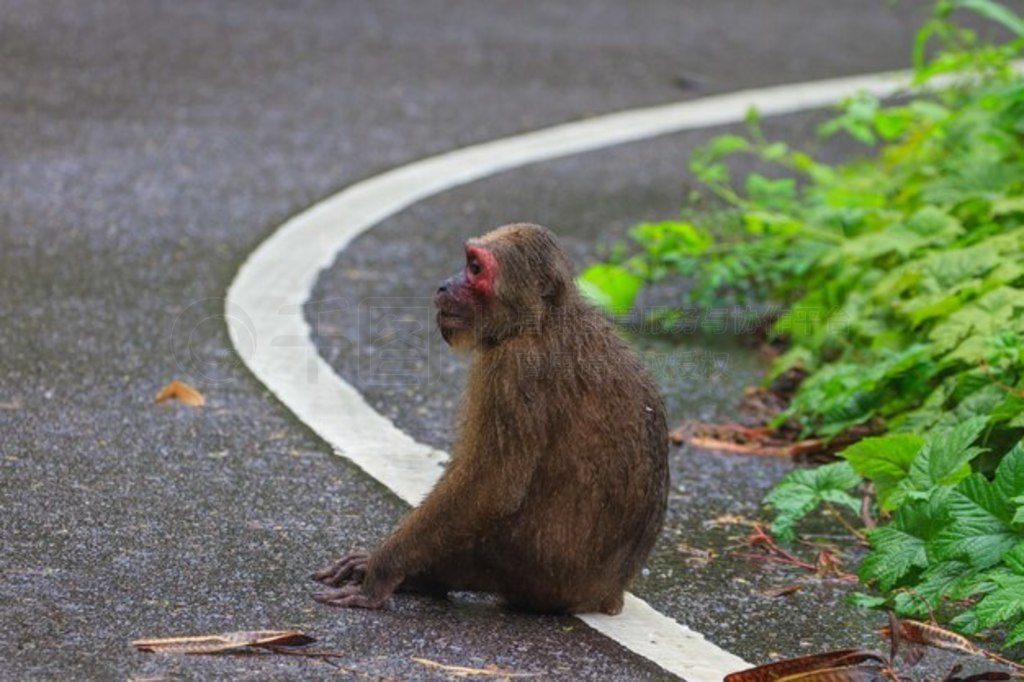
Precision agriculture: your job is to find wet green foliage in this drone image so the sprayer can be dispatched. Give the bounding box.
[582,0,1024,650]
[848,438,1024,650]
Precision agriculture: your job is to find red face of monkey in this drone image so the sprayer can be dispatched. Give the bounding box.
[434,243,499,348]
[434,224,576,349]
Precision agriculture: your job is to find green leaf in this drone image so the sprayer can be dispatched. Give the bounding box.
[991,196,1024,216]
[931,286,1022,354]
[904,206,964,244]
[745,105,761,129]
[861,497,947,590]
[764,461,863,542]
[745,173,795,209]
[933,474,1021,569]
[1013,505,1024,526]
[761,142,789,161]
[705,134,750,158]
[915,417,989,486]
[861,526,930,591]
[629,221,713,260]
[969,572,1024,637]
[577,264,643,315]
[991,394,1024,427]
[953,0,1024,36]
[1003,542,1024,574]
[889,416,988,508]
[995,440,1024,511]
[890,559,985,618]
[837,227,928,262]
[874,109,910,140]
[1006,618,1024,648]
[848,593,887,609]
[841,434,924,510]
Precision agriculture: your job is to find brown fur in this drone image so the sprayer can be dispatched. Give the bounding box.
[313,223,669,615]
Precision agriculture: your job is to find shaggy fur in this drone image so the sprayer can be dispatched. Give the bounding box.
[313,223,669,615]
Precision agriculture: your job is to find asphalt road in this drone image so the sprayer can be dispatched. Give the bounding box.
[1,1,1003,679]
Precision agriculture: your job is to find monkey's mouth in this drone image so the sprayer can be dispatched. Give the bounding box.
[435,309,471,346]
[436,311,469,328]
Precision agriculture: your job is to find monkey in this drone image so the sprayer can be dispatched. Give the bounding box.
[312,223,669,615]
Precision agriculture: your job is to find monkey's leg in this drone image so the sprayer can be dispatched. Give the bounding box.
[312,455,536,609]
[311,550,369,587]
[415,553,502,594]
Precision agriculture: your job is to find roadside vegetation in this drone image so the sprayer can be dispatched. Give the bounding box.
[582,0,1024,653]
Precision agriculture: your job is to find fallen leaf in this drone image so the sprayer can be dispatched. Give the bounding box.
[154,380,205,407]
[759,584,803,599]
[688,436,809,458]
[724,650,884,682]
[880,618,978,657]
[132,630,313,654]
[678,543,715,567]
[411,657,540,678]
[675,418,881,461]
[771,665,881,682]
[705,513,757,529]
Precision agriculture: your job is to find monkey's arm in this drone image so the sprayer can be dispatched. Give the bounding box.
[313,449,537,608]
[314,344,549,608]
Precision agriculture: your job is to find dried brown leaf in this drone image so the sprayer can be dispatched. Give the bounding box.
[882,618,979,656]
[705,513,757,528]
[759,584,803,599]
[776,666,882,682]
[678,543,716,567]
[725,650,884,682]
[688,436,795,457]
[154,380,205,407]
[132,629,313,654]
[411,657,540,678]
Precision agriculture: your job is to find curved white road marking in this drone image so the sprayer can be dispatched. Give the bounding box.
[227,68,919,681]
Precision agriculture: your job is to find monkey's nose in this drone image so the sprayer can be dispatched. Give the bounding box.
[437,282,448,294]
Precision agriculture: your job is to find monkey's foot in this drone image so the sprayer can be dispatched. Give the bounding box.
[310,551,370,587]
[599,592,625,616]
[311,584,388,609]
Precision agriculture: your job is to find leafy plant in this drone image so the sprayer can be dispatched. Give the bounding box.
[583,0,1024,451]
[862,440,1024,646]
[767,425,1024,649]
[583,0,1024,650]
[765,461,862,542]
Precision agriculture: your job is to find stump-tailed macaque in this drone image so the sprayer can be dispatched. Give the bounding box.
[312,223,669,615]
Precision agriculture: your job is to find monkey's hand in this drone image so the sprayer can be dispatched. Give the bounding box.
[312,571,404,609]
[311,550,370,587]
[312,583,385,609]
[311,551,405,608]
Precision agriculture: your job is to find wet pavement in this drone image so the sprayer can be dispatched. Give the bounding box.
[3,0,1008,679]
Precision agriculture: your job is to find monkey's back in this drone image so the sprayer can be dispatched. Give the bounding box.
[470,302,670,614]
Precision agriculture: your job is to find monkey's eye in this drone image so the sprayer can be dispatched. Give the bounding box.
[467,260,482,276]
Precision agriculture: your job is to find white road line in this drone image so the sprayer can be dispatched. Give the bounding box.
[227,68,917,681]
